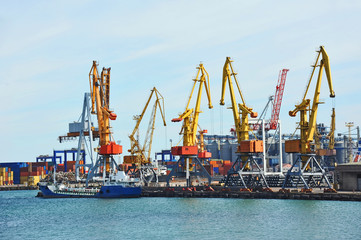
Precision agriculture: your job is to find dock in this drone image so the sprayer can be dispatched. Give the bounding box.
[0,185,38,191]
[141,186,361,202]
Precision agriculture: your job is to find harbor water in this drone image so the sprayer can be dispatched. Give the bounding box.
[1,190,360,240]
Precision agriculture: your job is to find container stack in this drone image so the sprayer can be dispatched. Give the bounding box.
[0,167,14,185]
[156,160,234,177]
[20,163,47,186]
[66,160,84,173]
[209,160,232,176]
[0,161,81,186]
[0,162,28,184]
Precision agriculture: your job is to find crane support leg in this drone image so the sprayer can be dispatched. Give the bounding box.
[225,154,269,190]
[166,156,212,187]
[86,155,119,187]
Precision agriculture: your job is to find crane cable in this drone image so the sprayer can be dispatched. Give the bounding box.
[211,107,214,136]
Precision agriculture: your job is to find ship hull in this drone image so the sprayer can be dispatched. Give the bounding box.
[38,184,142,198]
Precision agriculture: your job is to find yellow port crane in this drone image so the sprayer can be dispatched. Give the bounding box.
[124,87,166,183]
[127,87,166,165]
[283,46,335,191]
[287,46,335,163]
[86,61,122,183]
[167,63,213,187]
[220,57,268,190]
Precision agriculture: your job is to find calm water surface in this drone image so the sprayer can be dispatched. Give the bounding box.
[0,190,360,240]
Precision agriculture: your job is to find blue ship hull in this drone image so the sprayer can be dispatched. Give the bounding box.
[39,184,142,198]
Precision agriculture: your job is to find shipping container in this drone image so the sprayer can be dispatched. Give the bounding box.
[123,155,138,164]
[238,140,263,153]
[285,139,303,153]
[171,146,198,156]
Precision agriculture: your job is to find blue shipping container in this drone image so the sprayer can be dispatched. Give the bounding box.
[269,159,279,166]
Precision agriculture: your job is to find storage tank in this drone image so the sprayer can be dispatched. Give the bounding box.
[206,141,220,159]
[220,140,232,161]
[281,142,292,165]
[231,143,238,162]
[335,141,346,164]
[266,138,278,157]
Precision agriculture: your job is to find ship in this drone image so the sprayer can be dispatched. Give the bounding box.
[38,171,142,198]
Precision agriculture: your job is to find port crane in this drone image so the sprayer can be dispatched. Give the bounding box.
[86,61,122,185]
[283,46,335,191]
[220,57,269,190]
[166,63,213,187]
[252,69,289,176]
[125,87,166,184]
[57,92,97,181]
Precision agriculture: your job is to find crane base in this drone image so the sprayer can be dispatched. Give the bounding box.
[282,154,333,190]
[166,156,212,187]
[86,155,120,186]
[126,164,158,185]
[224,154,269,190]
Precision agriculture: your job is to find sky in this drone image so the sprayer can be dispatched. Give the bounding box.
[0,0,361,163]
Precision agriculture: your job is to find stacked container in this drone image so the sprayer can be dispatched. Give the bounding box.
[0,167,14,185]
[0,161,85,186]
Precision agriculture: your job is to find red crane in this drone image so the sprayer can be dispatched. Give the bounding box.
[269,69,289,130]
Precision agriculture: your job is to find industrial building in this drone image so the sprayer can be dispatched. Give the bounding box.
[336,163,361,191]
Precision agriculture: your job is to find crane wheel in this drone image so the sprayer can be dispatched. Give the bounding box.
[278,188,290,193]
[324,188,337,193]
[240,188,252,192]
[301,188,312,193]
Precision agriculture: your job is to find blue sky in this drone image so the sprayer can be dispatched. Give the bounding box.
[1,0,361,163]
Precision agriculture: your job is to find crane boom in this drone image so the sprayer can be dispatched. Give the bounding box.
[270,69,289,130]
[220,57,257,144]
